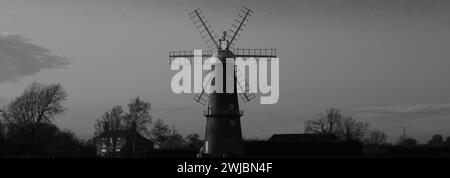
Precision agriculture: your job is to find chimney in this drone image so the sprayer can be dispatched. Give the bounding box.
[103,122,110,133]
[131,121,137,131]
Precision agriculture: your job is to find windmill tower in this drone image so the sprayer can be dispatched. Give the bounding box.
[169,7,277,157]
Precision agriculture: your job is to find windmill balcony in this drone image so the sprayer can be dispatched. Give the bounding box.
[203,109,243,116]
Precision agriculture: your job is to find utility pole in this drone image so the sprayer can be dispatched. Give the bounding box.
[403,127,406,138]
[403,127,406,143]
[172,125,175,136]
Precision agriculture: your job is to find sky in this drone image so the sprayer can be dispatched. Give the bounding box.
[1,0,450,143]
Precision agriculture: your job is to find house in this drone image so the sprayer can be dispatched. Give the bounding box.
[95,123,153,158]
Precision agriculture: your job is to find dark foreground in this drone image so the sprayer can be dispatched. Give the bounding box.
[0,156,446,177]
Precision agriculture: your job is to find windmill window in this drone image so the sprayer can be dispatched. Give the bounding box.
[101,141,107,153]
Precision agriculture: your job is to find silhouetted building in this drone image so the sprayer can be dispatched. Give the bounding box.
[269,134,336,143]
[145,149,197,158]
[95,123,153,158]
[244,134,362,157]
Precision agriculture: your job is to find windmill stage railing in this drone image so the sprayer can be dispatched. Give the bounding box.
[168,50,213,64]
[169,50,213,58]
[233,48,277,58]
[203,108,244,116]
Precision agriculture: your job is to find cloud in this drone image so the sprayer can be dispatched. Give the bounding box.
[0,31,69,83]
[354,103,450,117]
[0,13,21,22]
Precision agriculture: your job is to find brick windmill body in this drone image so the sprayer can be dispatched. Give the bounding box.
[169,7,277,157]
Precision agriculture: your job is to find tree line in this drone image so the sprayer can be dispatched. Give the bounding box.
[304,108,385,144]
[0,82,95,157]
[304,108,450,156]
[1,82,450,157]
[94,96,203,151]
[0,82,202,157]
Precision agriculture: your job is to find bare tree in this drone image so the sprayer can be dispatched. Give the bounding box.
[150,118,171,148]
[186,134,204,151]
[363,130,387,145]
[2,82,67,125]
[445,137,450,145]
[94,97,152,136]
[0,118,4,142]
[304,108,342,135]
[162,128,185,149]
[124,97,152,136]
[397,136,417,146]
[427,134,444,146]
[304,108,369,141]
[94,106,126,136]
[0,82,67,153]
[339,116,369,141]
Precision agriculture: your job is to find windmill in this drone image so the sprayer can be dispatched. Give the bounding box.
[169,7,277,157]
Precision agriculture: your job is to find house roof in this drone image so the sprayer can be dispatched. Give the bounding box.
[269,134,336,143]
[96,129,149,141]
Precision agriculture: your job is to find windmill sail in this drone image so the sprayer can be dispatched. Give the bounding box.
[194,90,209,105]
[189,9,220,50]
[226,6,253,49]
[194,72,214,105]
[235,68,257,102]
